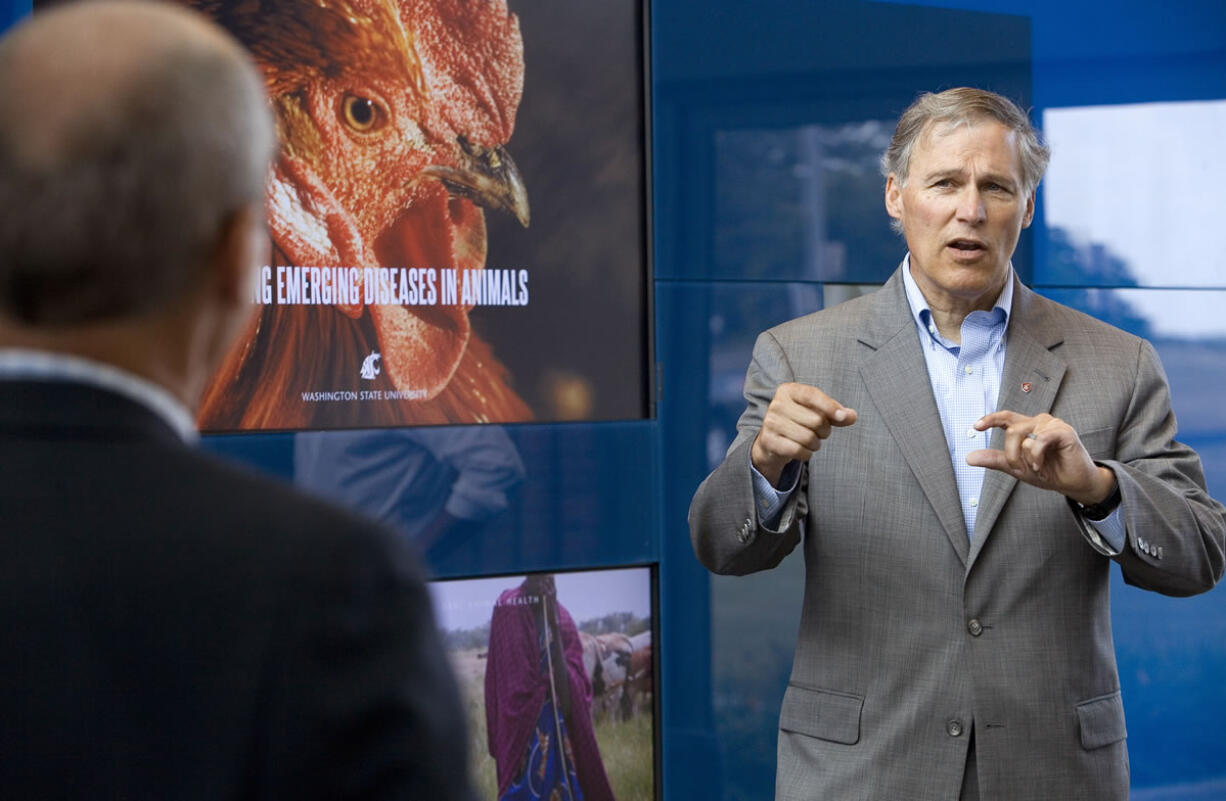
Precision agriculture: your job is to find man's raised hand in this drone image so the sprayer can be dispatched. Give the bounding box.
[751,382,857,487]
[967,411,1115,505]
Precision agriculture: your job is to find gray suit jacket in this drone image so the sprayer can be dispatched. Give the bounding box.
[689,267,1226,801]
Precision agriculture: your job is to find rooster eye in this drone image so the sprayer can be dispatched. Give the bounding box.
[341,94,385,133]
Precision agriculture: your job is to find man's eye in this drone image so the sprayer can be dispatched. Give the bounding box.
[341,95,386,133]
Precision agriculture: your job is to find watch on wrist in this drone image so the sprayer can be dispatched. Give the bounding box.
[1072,480,1122,522]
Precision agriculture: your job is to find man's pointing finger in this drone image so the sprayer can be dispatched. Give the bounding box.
[785,383,857,427]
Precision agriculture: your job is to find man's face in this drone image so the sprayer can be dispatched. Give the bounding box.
[885,119,1034,310]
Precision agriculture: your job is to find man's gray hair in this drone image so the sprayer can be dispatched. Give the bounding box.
[881,87,1050,232]
[0,1,276,326]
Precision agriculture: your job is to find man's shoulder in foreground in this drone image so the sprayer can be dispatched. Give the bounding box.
[1,416,472,800]
[197,452,473,799]
[190,440,418,568]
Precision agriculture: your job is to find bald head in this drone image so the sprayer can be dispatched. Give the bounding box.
[0,0,276,325]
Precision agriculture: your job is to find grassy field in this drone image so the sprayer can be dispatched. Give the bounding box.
[452,649,655,801]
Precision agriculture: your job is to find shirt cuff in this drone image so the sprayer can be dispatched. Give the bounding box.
[751,457,802,530]
[1084,504,1126,554]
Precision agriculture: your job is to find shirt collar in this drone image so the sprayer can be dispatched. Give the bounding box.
[0,348,198,443]
[900,253,1014,344]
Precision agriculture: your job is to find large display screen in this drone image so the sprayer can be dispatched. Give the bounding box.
[429,566,656,801]
[31,0,650,430]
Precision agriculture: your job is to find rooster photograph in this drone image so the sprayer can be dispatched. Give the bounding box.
[175,0,647,430]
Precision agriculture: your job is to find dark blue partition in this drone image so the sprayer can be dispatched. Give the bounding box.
[207,422,659,579]
[653,0,1032,285]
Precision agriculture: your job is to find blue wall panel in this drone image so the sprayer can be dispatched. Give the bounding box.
[0,0,27,33]
[1041,289,1226,789]
[206,422,659,580]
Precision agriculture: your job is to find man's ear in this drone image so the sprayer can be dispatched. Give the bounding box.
[1022,190,1036,229]
[211,203,269,306]
[884,173,903,222]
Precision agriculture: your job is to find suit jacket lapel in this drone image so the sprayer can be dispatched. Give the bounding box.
[858,269,970,565]
[967,280,1067,570]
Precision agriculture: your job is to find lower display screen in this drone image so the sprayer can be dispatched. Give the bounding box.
[429,565,656,801]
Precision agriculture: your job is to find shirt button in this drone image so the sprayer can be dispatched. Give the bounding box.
[964,365,974,375]
[966,428,977,438]
[969,498,978,508]
[947,719,964,737]
[968,619,984,637]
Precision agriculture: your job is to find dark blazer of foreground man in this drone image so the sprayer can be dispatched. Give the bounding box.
[0,3,473,799]
[690,88,1226,801]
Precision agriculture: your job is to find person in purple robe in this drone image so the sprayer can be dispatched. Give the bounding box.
[485,574,615,801]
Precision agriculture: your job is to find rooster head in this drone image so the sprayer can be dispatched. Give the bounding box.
[194,0,528,400]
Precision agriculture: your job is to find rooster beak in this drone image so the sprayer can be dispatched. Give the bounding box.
[421,136,530,228]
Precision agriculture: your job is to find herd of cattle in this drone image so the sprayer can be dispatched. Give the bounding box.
[578,629,652,722]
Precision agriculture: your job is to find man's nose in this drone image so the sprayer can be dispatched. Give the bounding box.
[955,186,986,224]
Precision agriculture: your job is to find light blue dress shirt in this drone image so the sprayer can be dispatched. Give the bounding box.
[752,256,1124,550]
[903,256,1009,536]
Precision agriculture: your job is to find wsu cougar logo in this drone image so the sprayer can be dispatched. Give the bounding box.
[360,350,381,380]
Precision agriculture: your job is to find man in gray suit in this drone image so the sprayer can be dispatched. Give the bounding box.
[689,88,1226,800]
